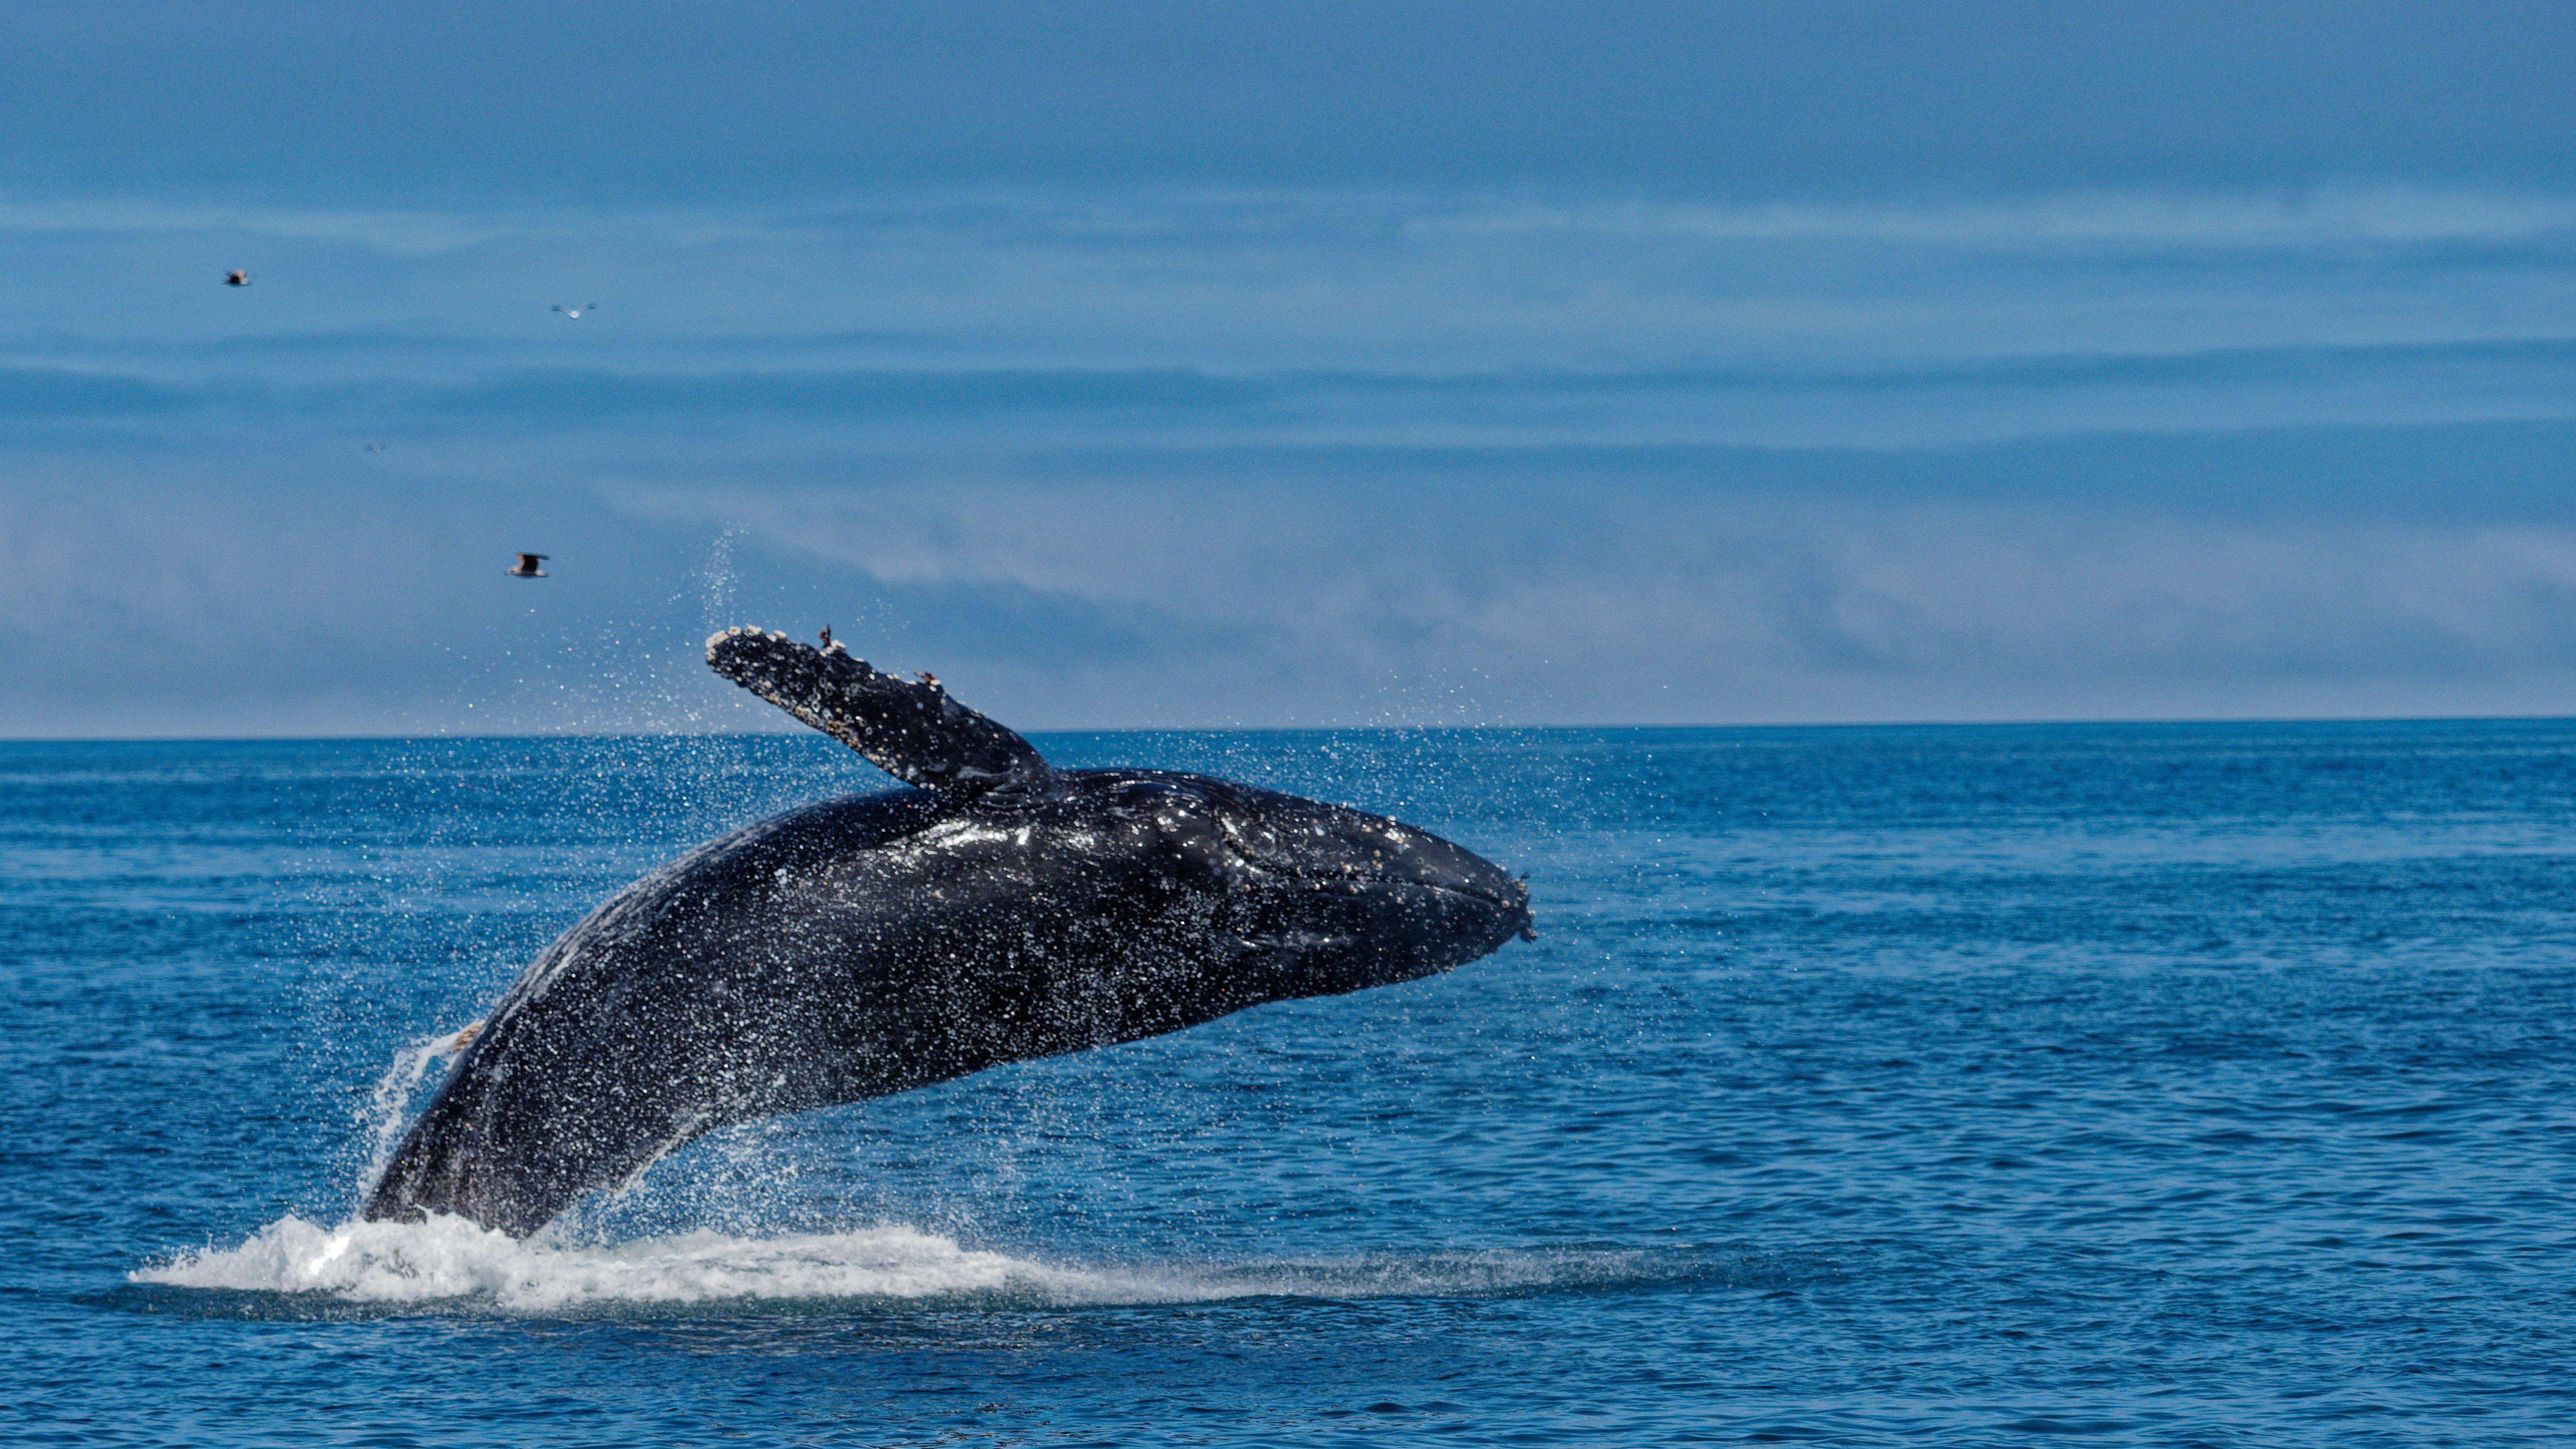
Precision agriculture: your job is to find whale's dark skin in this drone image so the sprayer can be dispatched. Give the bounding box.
[362,628,1534,1235]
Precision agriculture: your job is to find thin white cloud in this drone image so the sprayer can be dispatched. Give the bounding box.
[0,193,523,256]
[1403,187,2576,249]
[9,182,2573,261]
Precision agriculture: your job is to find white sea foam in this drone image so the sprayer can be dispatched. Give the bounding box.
[133,1215,1157,1310]
[132,1216,1738,1313]
[181,953,1731,1315]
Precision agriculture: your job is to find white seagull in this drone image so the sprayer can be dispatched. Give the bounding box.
[551,302,597,319]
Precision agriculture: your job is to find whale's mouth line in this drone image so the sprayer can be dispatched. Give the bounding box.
[1259,866,1532,923]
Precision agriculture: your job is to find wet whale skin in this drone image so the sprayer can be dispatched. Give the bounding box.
[363,767,1532,1235]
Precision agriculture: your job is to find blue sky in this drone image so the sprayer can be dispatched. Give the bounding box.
[4,2,2574,734]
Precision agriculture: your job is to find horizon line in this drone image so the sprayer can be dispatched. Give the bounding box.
[9,711,2576,746]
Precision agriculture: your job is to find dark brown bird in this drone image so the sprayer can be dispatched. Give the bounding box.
[224,270,249,287]
[507,553,549,578]
[818,625,833,648]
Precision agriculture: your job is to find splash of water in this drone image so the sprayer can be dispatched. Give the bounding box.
[356,1024,477,1188]
[696,526,743,635]
[131,1213,1753,1313]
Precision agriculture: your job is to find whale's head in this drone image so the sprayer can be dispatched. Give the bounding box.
[1057,770,1534,1004]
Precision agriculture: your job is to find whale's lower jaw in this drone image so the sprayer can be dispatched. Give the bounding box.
[363,1096,674,1237]
[366,1113,707,1238]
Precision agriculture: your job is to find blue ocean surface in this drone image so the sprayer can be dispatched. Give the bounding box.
[7,723,2575,1446]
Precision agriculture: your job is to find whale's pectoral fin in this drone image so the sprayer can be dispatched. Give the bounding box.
[707,628,1049,792]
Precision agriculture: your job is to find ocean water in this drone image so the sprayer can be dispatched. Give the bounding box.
[7,722,2576,1446]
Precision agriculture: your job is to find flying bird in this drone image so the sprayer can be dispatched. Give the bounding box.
[225,271,249,287]
[551,303,597,319]
[508,554,549,578]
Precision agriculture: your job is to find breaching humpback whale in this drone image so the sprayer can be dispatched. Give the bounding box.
[363,629,1534,1235]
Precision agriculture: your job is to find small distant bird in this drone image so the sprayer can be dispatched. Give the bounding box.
[818,625,833,647]
[363,442,385,452]
[225,270,249,287]
[551,303,596,319]
[508,553,549,578]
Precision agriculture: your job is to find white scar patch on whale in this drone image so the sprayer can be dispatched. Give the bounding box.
[871,818,1043,874]
[912,819,1025,849]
